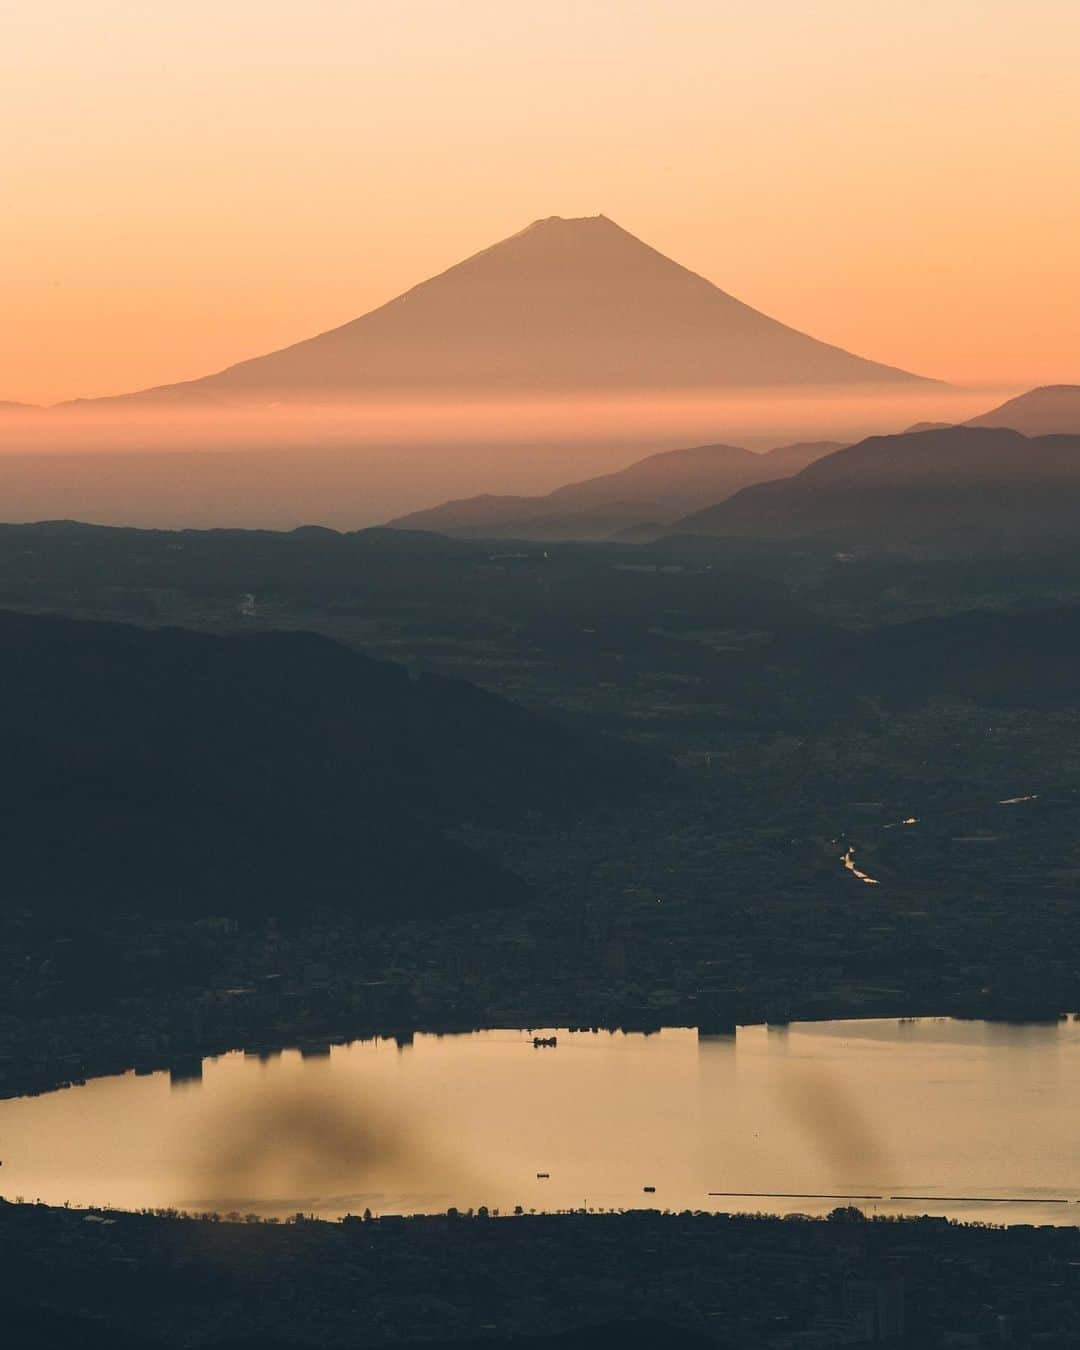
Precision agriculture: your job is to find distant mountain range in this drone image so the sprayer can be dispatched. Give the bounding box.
[0,610,648,921]
[388,440,844,540]
[386,385,1080,546]
[65,215,934,406]
[670,425,1080,549]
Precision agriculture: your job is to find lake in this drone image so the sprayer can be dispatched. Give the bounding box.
[3,1018,1079,1225]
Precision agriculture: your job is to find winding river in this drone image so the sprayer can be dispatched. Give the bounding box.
[839,791,1041,885]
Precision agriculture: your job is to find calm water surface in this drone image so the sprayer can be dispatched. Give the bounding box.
[3,1018,1080,1225]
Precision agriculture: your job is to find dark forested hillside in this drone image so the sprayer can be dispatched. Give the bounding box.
[0,611,649,921]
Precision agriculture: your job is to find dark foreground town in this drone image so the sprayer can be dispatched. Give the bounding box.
[6,1198,1078,1348]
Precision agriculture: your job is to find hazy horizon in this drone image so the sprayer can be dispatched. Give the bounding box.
[0,384,1014,529]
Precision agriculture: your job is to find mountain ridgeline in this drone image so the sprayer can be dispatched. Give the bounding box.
[670,425,1080,549]
[965,384,1080,436]
[388,440,843,541]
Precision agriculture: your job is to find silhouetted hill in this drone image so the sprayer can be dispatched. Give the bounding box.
[69,216,933,406]
[388,440,843,541]
[966,384,1080,435]
[670,426,1080,550]
[0,611,648,921]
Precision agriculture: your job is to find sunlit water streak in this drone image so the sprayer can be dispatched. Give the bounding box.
[841,847,880,885]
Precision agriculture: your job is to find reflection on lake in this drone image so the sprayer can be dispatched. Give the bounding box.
[3,1018,1080,1226]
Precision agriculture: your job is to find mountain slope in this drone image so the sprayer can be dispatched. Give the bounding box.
[72,216,934,405]
[670,426,1080,549]
[757,439,847,476]
[388,439,845,540]
[966,384,1080,435]
[0,611,648,920]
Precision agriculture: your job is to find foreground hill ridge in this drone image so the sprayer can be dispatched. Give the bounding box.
[0,608,649,920]
[64,214,935,406]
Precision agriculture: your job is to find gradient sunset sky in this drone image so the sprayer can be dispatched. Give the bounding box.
[4,1,1078,405]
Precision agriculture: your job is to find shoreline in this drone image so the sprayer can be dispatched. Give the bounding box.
[4,997,1074,1105]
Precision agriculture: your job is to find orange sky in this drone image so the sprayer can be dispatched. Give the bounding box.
[3,1,1079,406]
